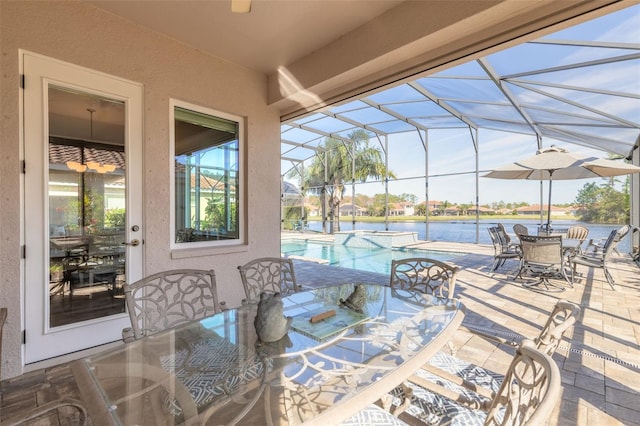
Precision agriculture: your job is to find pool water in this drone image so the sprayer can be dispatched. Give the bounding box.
[281,240,463,275]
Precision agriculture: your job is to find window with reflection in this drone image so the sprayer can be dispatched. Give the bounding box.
[173,103,241,245]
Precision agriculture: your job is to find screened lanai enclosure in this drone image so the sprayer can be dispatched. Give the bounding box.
[281,5,640,246]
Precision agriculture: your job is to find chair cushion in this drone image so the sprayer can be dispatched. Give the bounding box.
[389,352,504,425]
[427,351,503,394]
[159,333,267,416]
[341,404,409,426]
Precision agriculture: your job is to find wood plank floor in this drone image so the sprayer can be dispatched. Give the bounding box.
[49,286,125,328]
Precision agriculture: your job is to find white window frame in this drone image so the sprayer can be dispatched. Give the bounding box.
[169,99,245,254]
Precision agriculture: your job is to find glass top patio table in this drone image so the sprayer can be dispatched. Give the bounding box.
[71,283,465,425]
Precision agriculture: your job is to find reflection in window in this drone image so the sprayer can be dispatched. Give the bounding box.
[47,86,127,327]
[173,104,241,244]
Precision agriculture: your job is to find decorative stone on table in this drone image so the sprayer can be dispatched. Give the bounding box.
[254,292,292,343]
[339,283,367,313]
[257,334,293,358]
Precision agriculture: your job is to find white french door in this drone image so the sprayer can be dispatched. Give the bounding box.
[22,52,143,363]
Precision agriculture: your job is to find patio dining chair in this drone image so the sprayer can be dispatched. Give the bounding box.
[487,226,520,272]
[414,299,579,400]
[238,257,301,304]
[386,300,577,424]
[566,225,589,251]
[393,340,561,426]
[512,223,529,237]
[122,269,225,342]
[572,225,629,291]
[585,224,630,256]
[385,257,460,414]
[0,399,89,426]
[516,234,572,291]
[497,223,519,251]
[389,257,459,300]
[633,226,640,261]
[340,404,411,425]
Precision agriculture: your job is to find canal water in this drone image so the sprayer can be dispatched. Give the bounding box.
[302,218,632,253]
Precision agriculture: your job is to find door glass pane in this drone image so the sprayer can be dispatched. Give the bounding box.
[48,86,126,327]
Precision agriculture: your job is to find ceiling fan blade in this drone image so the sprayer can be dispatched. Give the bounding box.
[231,0,252,13]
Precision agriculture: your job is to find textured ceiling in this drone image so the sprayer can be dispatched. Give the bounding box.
[87,0,403,74]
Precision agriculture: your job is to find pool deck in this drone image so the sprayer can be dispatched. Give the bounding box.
[287,231,640,426]
[1,234,639,425]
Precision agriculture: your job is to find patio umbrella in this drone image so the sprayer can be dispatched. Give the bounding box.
[484,146,640,230]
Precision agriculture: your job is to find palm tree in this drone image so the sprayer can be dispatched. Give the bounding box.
[290,130,395,233]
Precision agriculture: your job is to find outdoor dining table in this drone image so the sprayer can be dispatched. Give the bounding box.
[50,236,90,258]
[70,283,465,425]
[512,236,582,255]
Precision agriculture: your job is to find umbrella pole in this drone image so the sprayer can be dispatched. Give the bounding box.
[546,170,554,232]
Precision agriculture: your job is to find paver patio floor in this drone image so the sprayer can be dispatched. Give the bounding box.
[290,236,640,426]
[1,237,638,425]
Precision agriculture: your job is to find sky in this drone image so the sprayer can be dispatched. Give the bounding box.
[282,4,640,206]
[378,129,629,206]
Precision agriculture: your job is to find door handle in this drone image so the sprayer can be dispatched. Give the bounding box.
[122,239,140,247]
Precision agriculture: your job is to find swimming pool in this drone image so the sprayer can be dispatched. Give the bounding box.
[281,239,463,275]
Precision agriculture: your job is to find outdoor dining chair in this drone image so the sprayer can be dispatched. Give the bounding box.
[512,223,529,237]
[387,300,578,421]
[0,399,89,426]
[566,225,589,250]
[517,234,572,291]
[572,225,629,290]
[121,269,225,342]
[497,223,519,251]
[585,224,630,256]
[563,224,590,262]
[412,299,579,405]
[633,226,640,262]
[487,226,520,272]
[238,257,301,304]
[389,257,459,300]
[340,404,410,426]
[385,257,460,413]
[393,341,561,426]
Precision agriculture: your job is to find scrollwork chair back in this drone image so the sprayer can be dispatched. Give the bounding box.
[238,257,300,304]
[484,341,561,426]
[390,257,458,299]
[123,269,223,341]
[535,299,581,356]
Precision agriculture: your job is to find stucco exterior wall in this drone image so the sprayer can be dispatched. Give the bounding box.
[1,1,280,378]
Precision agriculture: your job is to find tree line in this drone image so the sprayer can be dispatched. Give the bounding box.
[285,131,633,231]
[574,178,631,223]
